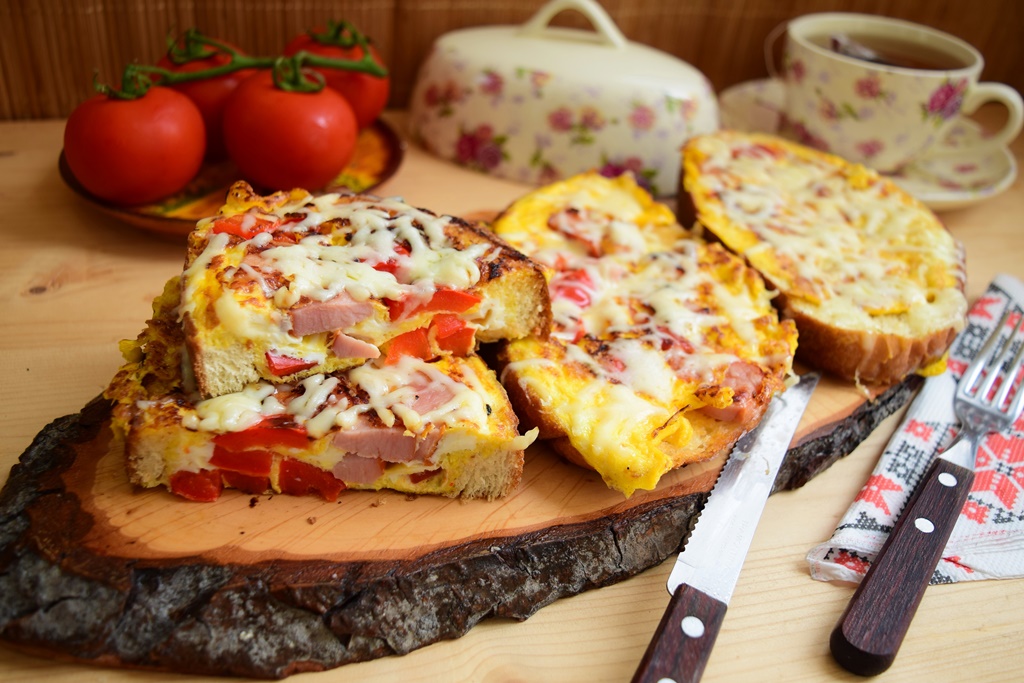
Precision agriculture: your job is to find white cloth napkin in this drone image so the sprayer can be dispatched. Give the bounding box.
[808,274,1024,584]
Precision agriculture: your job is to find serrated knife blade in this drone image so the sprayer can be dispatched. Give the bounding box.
[632,372,819,683]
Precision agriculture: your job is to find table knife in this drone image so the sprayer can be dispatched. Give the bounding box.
[632,372,820,683]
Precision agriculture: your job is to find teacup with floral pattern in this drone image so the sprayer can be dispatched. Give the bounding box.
[775,13,1022,173]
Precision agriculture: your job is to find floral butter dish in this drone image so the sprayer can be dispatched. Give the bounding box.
[409,0,718,196]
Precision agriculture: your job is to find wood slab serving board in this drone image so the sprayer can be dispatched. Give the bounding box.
[0,369,920,678]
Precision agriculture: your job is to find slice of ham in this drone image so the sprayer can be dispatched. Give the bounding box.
[331,332,380,359]
[408,372,457,414]
[332,454,387,484]
[290,292,374,337]
[697,361,765,423]
[332,418,442,463]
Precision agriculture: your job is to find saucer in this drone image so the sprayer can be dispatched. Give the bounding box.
[60,119,406,239]
[718,79,1018,211]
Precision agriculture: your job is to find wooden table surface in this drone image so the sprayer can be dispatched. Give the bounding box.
[1,111,1021,682]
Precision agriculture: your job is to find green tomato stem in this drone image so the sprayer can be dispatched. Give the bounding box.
[99,24,387,99]
[310,20,364,49]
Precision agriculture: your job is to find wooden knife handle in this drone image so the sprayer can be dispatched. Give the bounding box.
[830,457,974,676]
[632,583,727,683]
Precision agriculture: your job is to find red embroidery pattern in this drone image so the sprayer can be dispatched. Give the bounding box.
[904,419,934,441]
[947,358,968,376]
[811,279,1024,585]
[969,294,1001,320]
[834,550,870,576]
[961,500,989,523]
[970,434,1024,512]
[853,474,903,514]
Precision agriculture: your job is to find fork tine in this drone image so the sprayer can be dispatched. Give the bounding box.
[983,315,1024,411]
[962,308,1014,398]
[1006,366,1024,420]
[993,314,1024,414]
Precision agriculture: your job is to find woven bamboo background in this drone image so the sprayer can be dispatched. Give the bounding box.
[1,0,1021,121]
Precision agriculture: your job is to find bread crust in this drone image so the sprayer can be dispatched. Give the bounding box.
[487,172,797,496]
[182,182,550,398]
[681,131,967,386]
[499,342,775,478]
[780,296,959,386]
[108,273,533,502]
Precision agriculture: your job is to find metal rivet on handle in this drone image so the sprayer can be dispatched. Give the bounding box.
[938,472,958,487]
[656,678,678,683]
[915,518,935,533]
[681,615,705,638]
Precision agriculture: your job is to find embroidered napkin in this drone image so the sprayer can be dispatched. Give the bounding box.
[808,274,1024,584]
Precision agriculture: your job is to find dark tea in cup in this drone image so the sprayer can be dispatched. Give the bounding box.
[821,32,971,71]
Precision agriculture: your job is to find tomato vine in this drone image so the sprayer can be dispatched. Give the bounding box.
[97,22,387,100]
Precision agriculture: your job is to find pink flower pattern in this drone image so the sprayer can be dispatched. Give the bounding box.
[479,70,504,97]
[423,80,463,117]
[415,65,712,187]
[854,74,887,100]
[548,107,574,132]
[547,106,607,145]
[923,78,968,123]
[855,139,884,159]
[628,104,656,131]
[598,156,658,195]
[788,58,806,84]
[455,125,508,172]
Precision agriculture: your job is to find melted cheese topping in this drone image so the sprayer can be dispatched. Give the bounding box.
[493,171,689,261]
[684,132,966,334]
[183,355,493,440]
[494,173,797,496]
[181,189,491,364]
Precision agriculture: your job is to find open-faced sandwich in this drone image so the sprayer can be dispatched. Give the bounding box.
[491,172,798,496]
[679,130,967,385]
[105,183,550,502]
[183,181,550,398]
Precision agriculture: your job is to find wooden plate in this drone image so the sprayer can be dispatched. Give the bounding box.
[58,119,406,239]
[0,372,921,678]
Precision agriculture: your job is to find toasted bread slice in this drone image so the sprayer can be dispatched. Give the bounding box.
[106,278,534,502]
[680,130,967,385]
[182,181,550,398]
[491,172,797,496]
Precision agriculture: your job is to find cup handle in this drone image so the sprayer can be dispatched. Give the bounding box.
[764,20,789,80]
[959,82,1024,149]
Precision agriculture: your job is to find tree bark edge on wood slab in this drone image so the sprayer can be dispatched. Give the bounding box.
[0,377,920,678]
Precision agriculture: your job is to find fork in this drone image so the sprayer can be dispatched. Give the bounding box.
[830,306,1024,676]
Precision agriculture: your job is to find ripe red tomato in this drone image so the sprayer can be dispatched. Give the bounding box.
[283,31,390,128]
[157,39,255,160]
[222,70,358,190]
[63,86,205,206]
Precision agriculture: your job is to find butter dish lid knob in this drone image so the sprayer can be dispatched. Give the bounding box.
[518,0,628,49]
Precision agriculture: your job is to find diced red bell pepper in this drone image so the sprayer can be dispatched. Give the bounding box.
[437,326,475,355]
[213,425,309,452]
[551,268,594,308]
[278,458,346,502]
[430,313,465,339]
[430,314,476,355]
[265,351,318,376]
[221,471,271,495]
[426,288,482,314]
[209,446,275,477]
[384,327,434,364]
[210,214,280,239]
[372,242,410,274]
[386,288,482,321]
[169,469,223,502]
